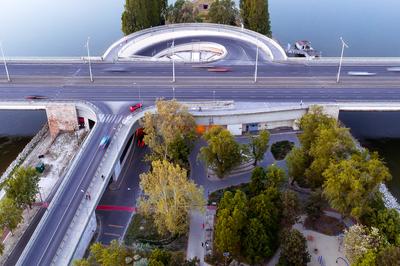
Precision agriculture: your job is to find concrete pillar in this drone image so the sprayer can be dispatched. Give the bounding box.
[321,104,340,120]
[46,104,79,139]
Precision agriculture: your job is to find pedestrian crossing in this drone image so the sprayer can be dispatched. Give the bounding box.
[98,114,124,124]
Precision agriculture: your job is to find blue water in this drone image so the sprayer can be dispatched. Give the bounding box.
[1,0,399,57]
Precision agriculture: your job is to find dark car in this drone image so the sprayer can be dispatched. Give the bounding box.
[207,67,232,72]
[129,103,143,112]
[25,95,48,100]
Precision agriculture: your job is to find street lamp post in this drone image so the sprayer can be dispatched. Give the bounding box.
[172,39,176,83]
[0,41,11,82]
[86,37,94,82]
[336,37,349,83]
[172,86,175,100]
[254,39,259,83]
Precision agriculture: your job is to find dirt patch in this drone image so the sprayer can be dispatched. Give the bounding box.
[304,214,345,236]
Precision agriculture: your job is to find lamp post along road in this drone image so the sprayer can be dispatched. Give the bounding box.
[254,39,259,83]
[86,37,94,82]
[336,37,349,83]
[172,86,175,99]
[172,39,176,83]
[0,41,11,82]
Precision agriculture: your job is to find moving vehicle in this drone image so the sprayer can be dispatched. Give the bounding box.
[207,67,232,72]
[25,95,48,100]
[99,136,110,149]
[129,103,143,112]
[347,71,377,76]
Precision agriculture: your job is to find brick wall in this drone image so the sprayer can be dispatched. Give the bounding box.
[46,104,78,139]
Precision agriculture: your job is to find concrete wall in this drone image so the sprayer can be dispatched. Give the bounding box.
[71,212,96,263]
[46,104,79,139]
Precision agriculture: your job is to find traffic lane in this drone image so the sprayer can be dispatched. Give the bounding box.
[96,211,132,244]
[4,86,400,102]
[2,62,400,78]
[20,121,111,265]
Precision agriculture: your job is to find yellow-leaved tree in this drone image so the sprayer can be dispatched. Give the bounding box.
[138,160,205,235]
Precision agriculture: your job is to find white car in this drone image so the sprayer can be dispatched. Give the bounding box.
[347,71,376,76]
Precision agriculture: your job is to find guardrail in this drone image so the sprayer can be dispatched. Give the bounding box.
[103,23,287,62]
[15,100,99,265]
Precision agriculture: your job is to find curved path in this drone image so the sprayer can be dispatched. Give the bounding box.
[102,23,287,62]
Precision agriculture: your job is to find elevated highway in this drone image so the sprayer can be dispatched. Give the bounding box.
[0,23,400,265]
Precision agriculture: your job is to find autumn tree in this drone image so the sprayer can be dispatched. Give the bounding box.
[281,190,301,227]
[247,129,270,166]
[142,99,196,167]
[265,164,286,188]
[376,246,400,266]
[200,126,243,178]
[166,0,201,23]
[2,166,40,208]
[286,146,308,186]
[278,229,310,266]
[249,166,266,196]
[0,197,23,235]
[240,0,271,36]
[323,151,391,220]
[73,240,127,266]
[149,248,171,266]
[368,208,400,245]
[208,0,239,25]
[138,160,205,235]
[343,225,387,264]
[121,0,167,35]
[214,190,248,256]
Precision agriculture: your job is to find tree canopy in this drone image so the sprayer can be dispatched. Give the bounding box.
[2,166,40,208]
[122,0,167,35]
[240,0,271,36]
[247,129,270,166]
[138,160,205,235]
[0,197,23,234]
[323,151,391,220]
[208,0,239,25]
[166,0,201,23]
[74,240,128,266]
[143,99,196,167]
[200,126,243,178]
[278,229,310,266]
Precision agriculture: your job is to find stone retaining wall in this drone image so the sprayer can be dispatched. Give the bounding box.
[0,124,49,187]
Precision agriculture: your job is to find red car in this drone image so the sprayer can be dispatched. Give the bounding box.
[207,67,232,72]
[129,103,143,112]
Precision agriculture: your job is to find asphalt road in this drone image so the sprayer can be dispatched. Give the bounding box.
[1,59,400,265]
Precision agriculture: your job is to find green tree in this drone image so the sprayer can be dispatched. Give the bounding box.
[376,245,400,266]
[286,146,308,186]
[305,189,324,222]
[369,208,400,245]
[2,166,40,208]
[306,125,355,188]
[247,130,270,166]
[278,229,310,266]
[122,0,167,35]
[143,99,196,167]
[281,190,301,227]
[208,0,239,25]
[74,240,128,266]
[240,0,271,36]
[200,126,242,178]
[244,218,273,264]
[249,166,266,196]
[149,248,171,265]
[166,0,201,23]
[323,151,391,220]
[214,190,248,256]
[0,198,23,234]
[265,164,286,188]
[138,160,205,235]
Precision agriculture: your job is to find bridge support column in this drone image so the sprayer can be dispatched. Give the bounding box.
[321,104,340,120]
[46,104,79,139]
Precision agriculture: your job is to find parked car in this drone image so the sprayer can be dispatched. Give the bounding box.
[25,95,48,100]
[99,136,110,149]
[129,103,143,112]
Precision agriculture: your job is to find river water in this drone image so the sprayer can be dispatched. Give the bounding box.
[340,111,400,200]
[1,0,400,57]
